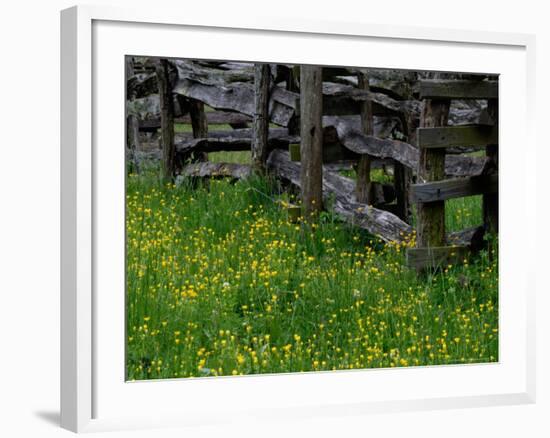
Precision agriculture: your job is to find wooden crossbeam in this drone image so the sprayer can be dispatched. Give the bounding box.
[180,162,252,179]
[288,142,356,163]
[411,174,498,203]
[139,112,251,131]
[417,124,498,149]
[419,80,498,100]
[406,245,469,270]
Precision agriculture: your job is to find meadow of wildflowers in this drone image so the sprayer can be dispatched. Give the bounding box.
[126,165,498,380]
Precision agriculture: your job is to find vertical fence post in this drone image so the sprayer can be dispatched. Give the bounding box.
[416,99,450,248]
[483,98,499,233]
[126,56,140,171]
[126,115,140,152]
[287,66,300,136]
[356,71,373,204]
[155,58,176,181]
[300,65,323,219]
[252,63,271,173]
[394,163,411,222]
[189,98,208,162]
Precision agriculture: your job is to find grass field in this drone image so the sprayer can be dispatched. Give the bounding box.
[126,160,498,380]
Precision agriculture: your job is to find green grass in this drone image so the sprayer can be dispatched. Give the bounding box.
[209,151,251,164]
[126,171,498,380]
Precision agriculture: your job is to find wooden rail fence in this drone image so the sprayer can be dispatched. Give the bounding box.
[406,79,499,270]
[126,57,498,264]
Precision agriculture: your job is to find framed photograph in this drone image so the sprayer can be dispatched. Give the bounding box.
[61,4,536,433]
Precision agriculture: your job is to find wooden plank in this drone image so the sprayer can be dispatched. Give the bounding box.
[322,83,421,118]
[172,59,254,86]
[419,80,498,100]
[252,64,270,172]
[416,99,450,248]
[180,162,252,179]
[300,66,324,219]
[139,112,251,131]
[417,124,498,149]
[411,174,498,203]
[175,128,299,155]
[290,141,355,164]
[173,79,297,127]
[154,58,177,180]
[324,116,419,169]
[406,245,469,270]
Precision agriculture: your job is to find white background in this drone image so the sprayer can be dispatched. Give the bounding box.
[0,0,547,437]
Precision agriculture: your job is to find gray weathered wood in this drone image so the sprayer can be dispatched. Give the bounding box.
[126,114,141,173]
[300,66,324,219]
[323,116,487,177]
[419,79,498,100]
[322,82,421,119]
[394,162,411,222]
[411,174,498,203]
[188,98,208,162]
[127,114,140,151]
[417,124,498,149]
[416,99,450,248]
[179,161,252,180]
[406,245,469,270]
[252,64,271,172]
[173,79,297,127]
[483,99,499,233]
[172,59,254,86]
[323,116,419,169]
[127,72,158,98]
[356,72,374,204]
[155,58,177,180]
[139,112,251,131]
[175,128,299,155]
[447,225,486,252]
[445,155,488,178]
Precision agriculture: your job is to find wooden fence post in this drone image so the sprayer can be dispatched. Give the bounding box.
[483,98,498,233]
[300,65,323,219]
[287,65,300,136]
[155,58,176,181]
[252,63,271,172]
[416,99,450,248]
[189,98,208,162]
[356,71,373,204]
[393,109,415,223]
[126,114,140,150]
[394,163,411,222]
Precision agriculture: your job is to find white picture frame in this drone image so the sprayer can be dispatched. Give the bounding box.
[60,4,537,433]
